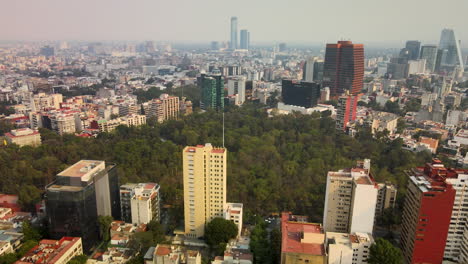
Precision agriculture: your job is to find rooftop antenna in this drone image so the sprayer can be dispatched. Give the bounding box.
[222,112,225,148]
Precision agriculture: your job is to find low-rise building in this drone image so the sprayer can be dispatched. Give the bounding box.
[144,245,201,264]
[326,232,374,264]
[281,212,326,264]
[224,203,243,237]
[4,129,41,147]
[15,237,83,264]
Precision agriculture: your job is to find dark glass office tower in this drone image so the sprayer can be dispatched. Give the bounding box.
[323,41,364,97]
[405,40,421,60]
[198,73,224,110]
[46,160,120,252]
[281,80,321,108]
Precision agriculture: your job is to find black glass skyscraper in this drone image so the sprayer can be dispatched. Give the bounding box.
[281,80,321,108]
[46,161,120,252]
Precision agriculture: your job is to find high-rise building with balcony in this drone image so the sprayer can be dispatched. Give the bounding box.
[183,144,227,238]
[323,160,378,234]
[119,183,160,225]
[148,94,180,122]
[335,94,360,131]
[323,41,364,97]
[400,160,457,264]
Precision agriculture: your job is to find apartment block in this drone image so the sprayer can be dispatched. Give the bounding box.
[148,94,179,122]
[224,203,243,237]
[120,183,161,224]
[97,114,146,133]
[400,160,456,264]
[280,212,326,264]
[15,237,83,264]
[375,182,397,218]
[326,232,374,264]
[323,159,378,234]
[4,128,41,147]
[183,143,227,238]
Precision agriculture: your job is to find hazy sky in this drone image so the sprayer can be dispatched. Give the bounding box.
[2,0,468,46]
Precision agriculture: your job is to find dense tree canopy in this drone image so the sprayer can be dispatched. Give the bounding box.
[0,104,430,224]
[205,218,238,246]
[368,238,403,264]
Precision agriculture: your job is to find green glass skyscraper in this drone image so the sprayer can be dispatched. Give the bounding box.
[199,73,224,110]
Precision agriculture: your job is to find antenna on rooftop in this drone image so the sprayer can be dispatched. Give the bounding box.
[222,112,225,148]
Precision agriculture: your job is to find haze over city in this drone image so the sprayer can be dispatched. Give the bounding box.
[1,0,468,46]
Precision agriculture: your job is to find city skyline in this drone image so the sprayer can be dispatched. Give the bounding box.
[1,0,468,47]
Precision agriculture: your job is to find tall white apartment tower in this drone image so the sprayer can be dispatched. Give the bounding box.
[183,143,227,238]
[323,159,378,234]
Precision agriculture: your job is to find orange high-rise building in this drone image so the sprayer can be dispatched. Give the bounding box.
[323,41,364,97]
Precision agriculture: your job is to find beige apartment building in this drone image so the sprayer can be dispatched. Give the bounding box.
[4,128,41,147]
[183,143,226,238]
[98,114,146,133]
[323,160,378,234]
[149,94,180,122]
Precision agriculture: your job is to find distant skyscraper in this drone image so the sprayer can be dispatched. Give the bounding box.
[278,43,287,52]
[198,73,224,110]
[420,45,438,72]
[230,17,238,50]
[302,58,315,82]
[183,144,226,238]
[313,60,324,81]
[439,28,464,68]
[240,29,250,50]
[323,41,364,97]
[405,40,421,60]
[281,80,321,108]
[40,46,55,57]
[211,41,220,50]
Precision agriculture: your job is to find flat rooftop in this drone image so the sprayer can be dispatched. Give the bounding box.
[57,160,105,180]
[281,212,325,256]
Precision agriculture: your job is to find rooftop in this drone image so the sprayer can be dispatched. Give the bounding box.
[15,237,81,264]
[57,160,105,181]
[281,212,325,256]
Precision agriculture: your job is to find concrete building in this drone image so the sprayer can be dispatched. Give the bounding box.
[303,58,316,83]
[336,94,360,132]
[407,59,426,75]
[146,244,201,264]
[375,182,397,218]
[370,112,399,136]
[50,112,80,135]
[326,232,374,264]
[46,160,120,251]
[183,144,227,238]
[323,160,378,234]
[15,237,83,264]
[97,114,146,133]
[148,94,179,123]
[120,183,160,224]
[224,203,243,237]
[400,160,456,264]
[227,77,246,105]
[280,212,326,264]
[4,128,41,147]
